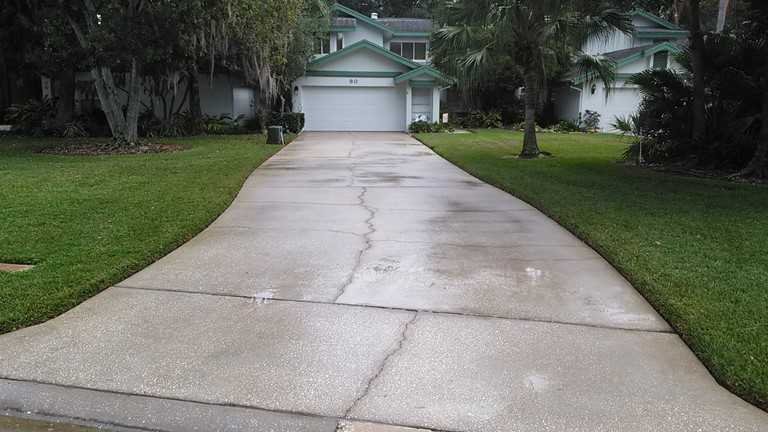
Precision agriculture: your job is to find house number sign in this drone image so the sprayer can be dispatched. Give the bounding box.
[349,79,359,84]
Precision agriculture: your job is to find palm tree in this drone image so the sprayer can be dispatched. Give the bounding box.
[431,0,632,158]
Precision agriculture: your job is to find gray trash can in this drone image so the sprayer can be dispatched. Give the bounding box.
[267,125,284,145]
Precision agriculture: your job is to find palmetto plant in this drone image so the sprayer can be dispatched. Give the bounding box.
[432,0,632,158]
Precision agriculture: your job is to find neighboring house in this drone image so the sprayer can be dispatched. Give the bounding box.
[554,10,689,131]
[70,72,256,121]
[292,3,451,132]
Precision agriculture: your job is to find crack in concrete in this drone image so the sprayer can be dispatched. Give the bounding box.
[342,312,420,419]
[333,187,377,302]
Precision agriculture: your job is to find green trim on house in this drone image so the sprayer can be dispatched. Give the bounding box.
[394,65,450,84]
[306,70,401,77]
[631,9,682,30]
[392,31,431,37]
[309,39,422,70]
[330,26,356,32]
[410,80,438,88]
[635,29,689,39]
[614,41,682,69]
[332,3,395,35]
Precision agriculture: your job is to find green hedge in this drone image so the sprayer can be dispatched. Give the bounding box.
[270,112,305,134]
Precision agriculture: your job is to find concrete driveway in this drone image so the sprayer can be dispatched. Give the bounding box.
[0,132,765,431]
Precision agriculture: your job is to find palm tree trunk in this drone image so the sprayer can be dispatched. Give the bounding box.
[689,0,706,156]
[740,83,768,178]
[520,70,540,158]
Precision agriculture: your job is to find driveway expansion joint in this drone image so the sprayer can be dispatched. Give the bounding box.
[342,312,420,419]
[112,285,676,334]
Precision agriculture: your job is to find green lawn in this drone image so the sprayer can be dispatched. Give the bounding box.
[0,135,282,334]
[417,129,768,410]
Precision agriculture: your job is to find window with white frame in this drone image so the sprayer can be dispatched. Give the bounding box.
[336,33,344,51]
[390,41,427,61]
[652,51,669,70]
[315,36,330,55]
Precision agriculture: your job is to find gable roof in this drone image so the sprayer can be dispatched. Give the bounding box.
[631,9,682,30]
[332,3,395,35]
[331,3,433,37]
[308,39,451,84]
[379,18,432,35]
[309,39,419,69]
[394,66,452,84]
[630,9,689,39]
[569,42,684,84]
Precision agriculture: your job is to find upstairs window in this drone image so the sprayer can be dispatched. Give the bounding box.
[652,51,669,70]
[390,41,427,61]
[315,36,330,55]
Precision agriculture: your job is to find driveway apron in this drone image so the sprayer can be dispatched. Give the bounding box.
[0,132,765,431]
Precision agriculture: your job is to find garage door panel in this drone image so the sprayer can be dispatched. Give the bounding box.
[303,86,406,132]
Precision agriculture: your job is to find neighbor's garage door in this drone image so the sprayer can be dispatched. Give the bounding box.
[302,86,406,132]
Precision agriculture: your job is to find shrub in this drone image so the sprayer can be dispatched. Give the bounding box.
[457,111,502,129]
[201,114,246,135]
[409,121,455,133]
[4,98,56,135]
[59,121,89,138]
[581,110,601,131]
[270,112,305,134]
[409,120,433,133]
[243,117,262,132]
[553,120,582,133]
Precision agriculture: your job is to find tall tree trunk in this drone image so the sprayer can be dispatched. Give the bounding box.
[689,0,707,156]
[125,57,143,144]
[91,66,128,142]
[716,0,730,32]
[54,68,76,126]
[520,70,541,158]
[740,83,768,178]
[187,62,202,121]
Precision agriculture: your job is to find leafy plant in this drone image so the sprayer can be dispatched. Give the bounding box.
[201,114,246,135]
[4,98,56,134]
[269,112,305,134]
[553,120,582,133]
[59,121,89,138]
[455,111,502,129]
[581,110,601,132]
[409,121,455,133]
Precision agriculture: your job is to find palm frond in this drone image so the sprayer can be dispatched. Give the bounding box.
[573,53,616,98]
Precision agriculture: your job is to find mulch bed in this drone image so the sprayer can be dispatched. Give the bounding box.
[38,142,186,156]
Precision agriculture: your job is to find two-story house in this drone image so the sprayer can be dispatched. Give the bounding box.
[554,10,689,131]
[292,3,450,132]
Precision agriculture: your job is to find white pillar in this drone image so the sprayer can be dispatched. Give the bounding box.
[405,85,413,131]
[431,87,440,123]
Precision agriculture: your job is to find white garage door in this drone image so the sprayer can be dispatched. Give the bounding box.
[302,86,406,131]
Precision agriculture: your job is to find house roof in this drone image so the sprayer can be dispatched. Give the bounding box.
[331,17,356,28]
[631,9,689,38]
[331,3,432,37]
[378,18,433,34]
[631,9,682,30]
[603,45,651,62]
[308,39,451,85]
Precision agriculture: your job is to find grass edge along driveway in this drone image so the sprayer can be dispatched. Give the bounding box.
[0,134,284,334]
[416,129,768,411]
